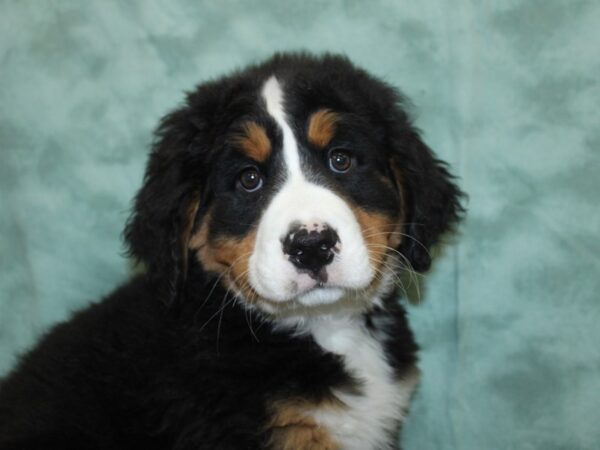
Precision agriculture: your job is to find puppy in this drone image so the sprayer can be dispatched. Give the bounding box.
[0,53,463,450]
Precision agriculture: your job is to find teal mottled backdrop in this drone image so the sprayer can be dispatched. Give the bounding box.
[1,1,599,448]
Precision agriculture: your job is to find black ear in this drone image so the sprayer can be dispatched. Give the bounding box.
[124,106,205,304]
[393,129,465,272]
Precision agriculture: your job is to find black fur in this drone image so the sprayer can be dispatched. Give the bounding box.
[0,53,464,449]
[0,273,355,449]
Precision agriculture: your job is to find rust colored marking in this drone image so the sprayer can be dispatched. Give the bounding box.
[232,122,272,162]
[189,216,258,300]
[353,208,402,273]
[307,109,339,148]
[267,398,344,450]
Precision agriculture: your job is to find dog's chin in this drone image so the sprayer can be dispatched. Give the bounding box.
[245,277,382,316]
[243,286,348,314]
[241,268,387,315]
[295,286,345,306]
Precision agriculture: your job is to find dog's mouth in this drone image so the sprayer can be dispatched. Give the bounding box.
[241,262,395,316]
[294,286,345,306]
[237,282,347,312]
[246,279,393,318]
[247,286,349,315]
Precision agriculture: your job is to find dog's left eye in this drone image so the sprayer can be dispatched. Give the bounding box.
[238,167,263,192]
[329,149,353,173]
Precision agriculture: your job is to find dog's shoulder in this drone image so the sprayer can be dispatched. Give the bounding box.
[0,277,172,447]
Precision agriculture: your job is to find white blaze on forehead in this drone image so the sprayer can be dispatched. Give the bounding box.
[261,76,303,180]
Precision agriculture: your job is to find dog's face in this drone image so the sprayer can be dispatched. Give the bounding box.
[126,54,463,314]
[190,77,404,312]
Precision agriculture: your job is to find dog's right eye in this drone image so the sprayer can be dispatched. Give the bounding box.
[238,167,263,192]
[329,149,353,173]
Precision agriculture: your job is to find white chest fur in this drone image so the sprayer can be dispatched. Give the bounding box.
[306,315,419,450]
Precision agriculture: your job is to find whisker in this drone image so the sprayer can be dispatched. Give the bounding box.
[197,294,236,335]
[215,267,252,353]
[193,258,241,324]
[366,245,422,303]
[367,256,409,299]
[245,306,260,342]
[362,231,431,257]
[193,250,252,327]
[366,245,424,274]
[359,222,425,236]
[366,250,424,280]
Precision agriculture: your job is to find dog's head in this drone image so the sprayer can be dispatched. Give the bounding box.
[125,53,464,314]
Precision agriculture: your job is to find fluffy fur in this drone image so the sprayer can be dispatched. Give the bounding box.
[0,53,464,450]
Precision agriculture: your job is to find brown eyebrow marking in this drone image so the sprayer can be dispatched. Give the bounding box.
[307,109,339,148]
[232,122,272,162]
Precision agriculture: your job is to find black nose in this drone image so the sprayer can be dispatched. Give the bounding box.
[282,225,340,279]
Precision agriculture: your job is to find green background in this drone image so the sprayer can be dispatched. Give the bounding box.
[1,1,599,448]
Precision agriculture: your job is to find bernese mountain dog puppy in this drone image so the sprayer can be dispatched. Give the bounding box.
[0,53,463,450]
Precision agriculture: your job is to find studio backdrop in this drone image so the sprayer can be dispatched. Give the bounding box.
[1,1,599,449]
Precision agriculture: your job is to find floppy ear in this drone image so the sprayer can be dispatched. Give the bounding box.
[391,128,465,272]
[124,106,206,304]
